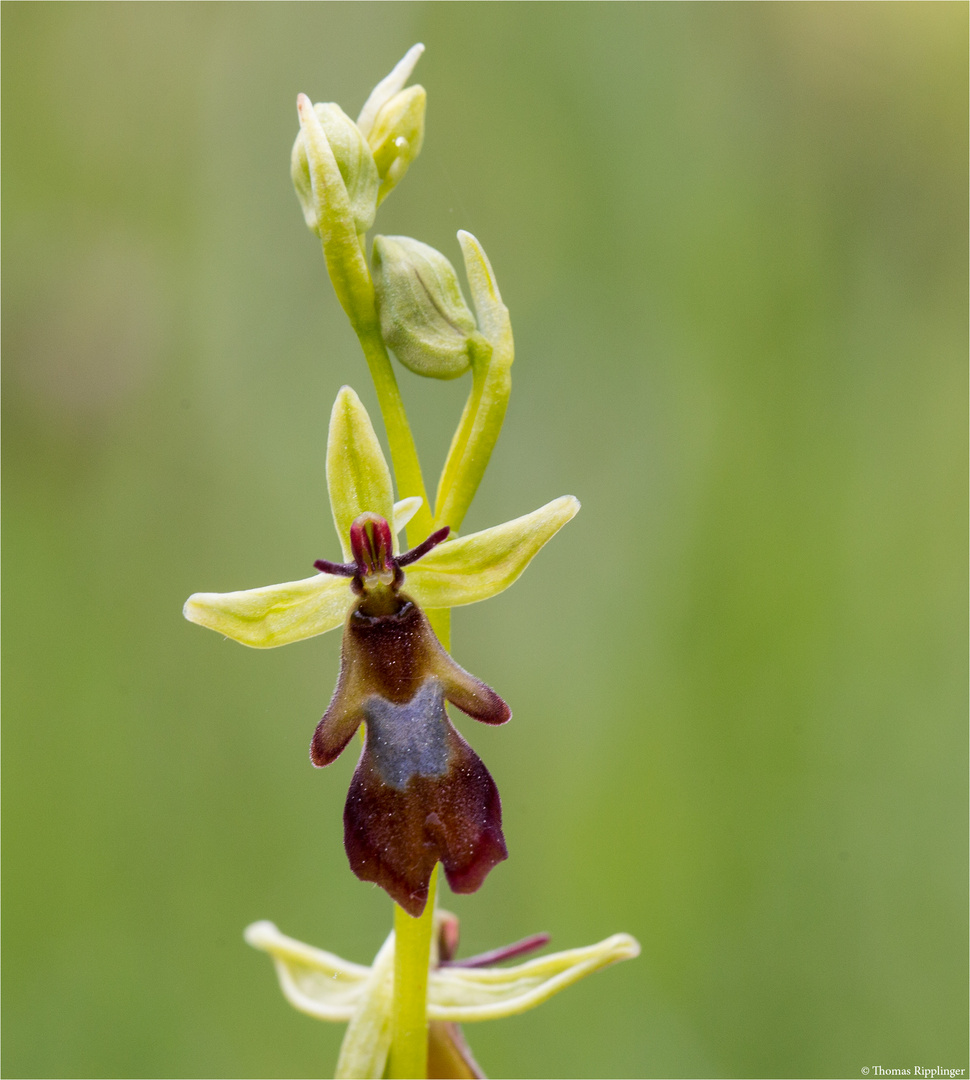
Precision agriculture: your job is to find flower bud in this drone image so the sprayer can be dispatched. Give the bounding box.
[367,84,426,204]
[372,235,484,380]
[291,102,379,237]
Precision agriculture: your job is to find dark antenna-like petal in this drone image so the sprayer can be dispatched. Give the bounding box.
[313,558,356,577]
[396,525,450,567]
[440,933,552,969]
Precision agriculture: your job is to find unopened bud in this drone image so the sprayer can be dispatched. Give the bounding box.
[291,102,379,236]
[367,84,426,204]
[373,235,486,380]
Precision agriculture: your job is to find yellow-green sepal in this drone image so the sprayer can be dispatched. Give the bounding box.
[183,573,354,649]
[246,921,395,1080]
[244,922,370,1021]
[327,387,396,559]
[406,496,579,610]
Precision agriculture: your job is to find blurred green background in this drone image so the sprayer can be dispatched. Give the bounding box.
[3,4,966,1078]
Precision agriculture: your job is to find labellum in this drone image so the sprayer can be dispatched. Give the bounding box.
[312,513,510,916]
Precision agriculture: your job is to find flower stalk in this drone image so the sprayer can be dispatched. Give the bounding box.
[355,315,434,546]
[390,869,438,1079]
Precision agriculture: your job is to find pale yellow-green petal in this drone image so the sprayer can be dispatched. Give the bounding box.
[244,921,370,1022]
[427,934,639,1022]
[393,496,423,536]
[183,573,353,648]
[327,386,395,559]
[405,495,579,610]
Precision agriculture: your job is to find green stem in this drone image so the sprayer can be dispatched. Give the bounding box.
[355,315,434,546]
[338,252,444,1080]
[323,232,433,548]
[388,868,438,1079]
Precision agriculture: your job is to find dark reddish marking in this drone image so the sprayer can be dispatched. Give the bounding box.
[349,513,396,577]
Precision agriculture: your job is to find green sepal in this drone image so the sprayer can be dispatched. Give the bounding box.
[243,921,370,1022]
[406,496,579,610]
[327,387,396,560]
[333,931,396,1080]
[244,922,395,1079]
[182,573,353,649]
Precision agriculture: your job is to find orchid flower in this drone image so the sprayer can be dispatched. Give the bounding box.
[245,913,640,1080]
[184,386,579,913]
